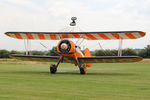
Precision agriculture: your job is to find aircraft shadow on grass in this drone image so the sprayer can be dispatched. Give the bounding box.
[56,72,135,76]
[1,71,136,76]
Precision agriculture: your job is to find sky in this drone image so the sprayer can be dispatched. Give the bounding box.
[0,0,150,51]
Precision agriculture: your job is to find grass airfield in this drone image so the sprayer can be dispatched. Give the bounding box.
[0,60,150,100]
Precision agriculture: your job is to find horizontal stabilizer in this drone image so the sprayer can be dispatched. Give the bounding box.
[5,31,145,40]
[78,56,143,63]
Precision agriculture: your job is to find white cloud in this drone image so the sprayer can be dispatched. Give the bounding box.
[44,0,91,16]
[0,0,149,50]
[6,0,44,12]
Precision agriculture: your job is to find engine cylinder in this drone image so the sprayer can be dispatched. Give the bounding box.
[57,39,75,54]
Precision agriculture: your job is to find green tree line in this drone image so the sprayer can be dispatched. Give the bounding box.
[0,47,59,58]
[0,45,150,58]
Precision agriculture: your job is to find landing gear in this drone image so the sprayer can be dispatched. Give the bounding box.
[49,56,63,74]
[76,59,86,74]
[50,64,57,74]
[49,56,87,74]
[79,64,86,74]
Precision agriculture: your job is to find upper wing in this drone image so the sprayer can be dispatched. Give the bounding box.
[5,31,145,40]
[78,56,143,63]
[11,54,74,63]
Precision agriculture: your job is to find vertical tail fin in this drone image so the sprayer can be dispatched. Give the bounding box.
[84,48,92,67]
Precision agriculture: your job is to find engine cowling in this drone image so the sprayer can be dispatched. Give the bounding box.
[57,39,76,54]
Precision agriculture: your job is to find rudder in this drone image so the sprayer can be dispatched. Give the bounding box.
[84,48,92,67]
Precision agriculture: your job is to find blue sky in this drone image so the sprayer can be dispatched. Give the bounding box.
[0,0,150,51]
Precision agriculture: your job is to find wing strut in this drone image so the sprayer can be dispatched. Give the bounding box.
[118,39,123,56]
[24,39,32,55]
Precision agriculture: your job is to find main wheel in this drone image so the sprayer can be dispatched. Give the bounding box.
[80,64,86,74]
[50,64,57,74]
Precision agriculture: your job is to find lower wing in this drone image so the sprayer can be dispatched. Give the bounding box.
[11,54,74,63]
[78,56,143,63]
[11,55,143,63]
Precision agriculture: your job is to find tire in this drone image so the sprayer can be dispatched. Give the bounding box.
[80,64,86,74]
[50,64,57,74]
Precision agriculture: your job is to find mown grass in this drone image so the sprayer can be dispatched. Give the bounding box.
[0,62,150,100]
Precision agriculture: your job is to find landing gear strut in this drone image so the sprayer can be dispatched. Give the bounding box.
[76,59,86,74]
[49,56,63,74]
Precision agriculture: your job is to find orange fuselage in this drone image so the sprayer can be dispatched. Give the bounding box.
[57,39,92,67]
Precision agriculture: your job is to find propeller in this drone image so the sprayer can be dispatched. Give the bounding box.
[59,40,71,54]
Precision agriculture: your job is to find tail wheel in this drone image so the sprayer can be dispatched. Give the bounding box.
[80,64,86,74]
[50,64,57,74]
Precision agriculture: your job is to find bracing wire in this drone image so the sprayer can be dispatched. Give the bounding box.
[75,25,84,45]
[78,38,85,46]
[40,42,48,49]
[98,42,103,50]
[39,41,59,56]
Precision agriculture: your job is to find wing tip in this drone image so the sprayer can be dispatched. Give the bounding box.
[4,32,10,36]
[139,31,146,37]
[136,57,143,62]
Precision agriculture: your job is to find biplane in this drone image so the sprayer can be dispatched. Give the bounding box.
[4,18,146,74]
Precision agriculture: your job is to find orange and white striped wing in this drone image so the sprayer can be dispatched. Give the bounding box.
[5,31,145,40]
[5,32,60,40]
[83,31,145,40]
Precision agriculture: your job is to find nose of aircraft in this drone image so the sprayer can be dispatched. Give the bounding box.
[61,43,68,49]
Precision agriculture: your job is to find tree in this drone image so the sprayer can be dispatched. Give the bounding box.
[138,45,150,58]
[46,46,59,56]
[0,50,10,58]
[94,49,118,56]
[105,49,118,56]
[31,51,45,55]
[110,49,118,56]
[94,49,137,56]
[90,51,95,56]
[122,48,137,56]
[94,50,106,56]
[10,50,24,55]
